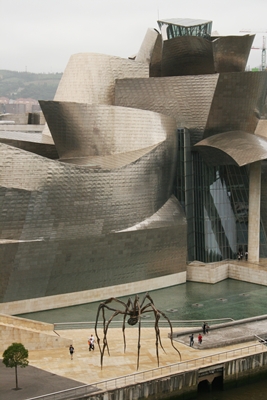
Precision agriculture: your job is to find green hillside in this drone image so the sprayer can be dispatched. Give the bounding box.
[0,70,63,100]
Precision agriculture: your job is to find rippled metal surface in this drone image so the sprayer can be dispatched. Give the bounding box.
[204,71,267,137]
[39,101,173,160]
[42,53,149,136]
[149,32,163,77]
[161,35,254,76]
[212,35,254,72]
[162,36,215,76]
[0,105,186,301]
[195,131,267,166]
[115,72,267,142]
[135,28,159,65]
[115,75,218,132]
[0,131,58,159]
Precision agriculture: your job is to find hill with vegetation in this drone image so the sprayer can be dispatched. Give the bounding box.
[0,70,62,101]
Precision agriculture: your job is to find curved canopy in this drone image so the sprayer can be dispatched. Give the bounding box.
[194,131,267,166]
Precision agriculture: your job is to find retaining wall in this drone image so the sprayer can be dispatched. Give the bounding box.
[71,352,267,400]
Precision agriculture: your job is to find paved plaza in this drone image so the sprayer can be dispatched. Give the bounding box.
[2,317,267,400]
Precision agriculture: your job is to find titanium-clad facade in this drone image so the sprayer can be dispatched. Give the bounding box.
[0,76,187,302]
[1,17,267,303]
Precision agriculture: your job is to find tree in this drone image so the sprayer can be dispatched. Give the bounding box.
[2,342,29,390]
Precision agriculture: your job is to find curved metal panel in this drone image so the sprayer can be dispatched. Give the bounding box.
[0,221,187,302]
[115,75,218,132]
[58,145,160,169]
[118,195,187,231]
[135,28,159,64]
[55,53,149,105]
[161,36,214,76]
[0,125,177,240]
[39,101,175,160]
[195,131,267,166]
[149,32,163,77]
[204,71,267,137]
[42,53,149,136]
[213,35,255,72]
[0,132,58,159]
[0,137,184,301]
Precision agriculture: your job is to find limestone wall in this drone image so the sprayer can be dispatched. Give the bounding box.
[187,261,267,286]
[0,314,71,353]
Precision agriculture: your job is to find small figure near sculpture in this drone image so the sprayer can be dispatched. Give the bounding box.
[189,333,194,347]
[88,334,95,351]
[69,344,74,360]
[202,322,210,334]
[198,333,202,344]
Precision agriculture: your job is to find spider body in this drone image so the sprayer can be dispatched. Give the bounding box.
[127,316,138,325]
[94,292,181,369]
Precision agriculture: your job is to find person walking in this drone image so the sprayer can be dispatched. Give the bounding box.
[89,334,95,351]
[198,333,202,344]
[202,322,206,335]
[189,333,194,347]
[69,344,74,360]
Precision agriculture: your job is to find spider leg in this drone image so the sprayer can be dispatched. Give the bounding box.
[136,297,141,370]
[122,298,133,353]
[139,293,146,308]
[95,304,105,354]
[100,310,122,369]
[142,302,166,354]
[155,308,182,361]
[155,312,161,366]
[141,301,182,364]
[95,297,129,352]
[95,297,132,369]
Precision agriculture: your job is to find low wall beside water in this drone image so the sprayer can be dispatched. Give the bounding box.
[74,351,267,400]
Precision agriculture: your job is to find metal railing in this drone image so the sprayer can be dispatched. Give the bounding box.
[53,317,234,331]
[26,342,266,400]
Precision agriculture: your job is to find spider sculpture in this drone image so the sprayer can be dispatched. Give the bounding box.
[94,292,181,369]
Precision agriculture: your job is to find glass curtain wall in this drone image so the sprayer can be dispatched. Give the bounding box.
[166,22,212,39]
[175,131,267,263]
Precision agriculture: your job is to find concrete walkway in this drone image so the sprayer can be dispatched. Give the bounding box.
[2,317,267,400]
[173,315,267,349]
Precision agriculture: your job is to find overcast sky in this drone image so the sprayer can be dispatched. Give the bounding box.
[1,0,267,73]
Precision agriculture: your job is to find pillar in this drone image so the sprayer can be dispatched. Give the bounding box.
[248,161,261,263]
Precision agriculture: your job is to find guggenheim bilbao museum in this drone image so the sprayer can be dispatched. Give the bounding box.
[1,18,267,307]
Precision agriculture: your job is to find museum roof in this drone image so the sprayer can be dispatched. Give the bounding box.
[157,18,212,28]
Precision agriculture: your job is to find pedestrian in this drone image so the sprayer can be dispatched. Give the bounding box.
[206,324,210,334]
[189,333,194,347]
[202,322,206,335]
[245,251,248,261]
[69,344,74,360]
[89,334,95,351]
[198,333,202,344]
